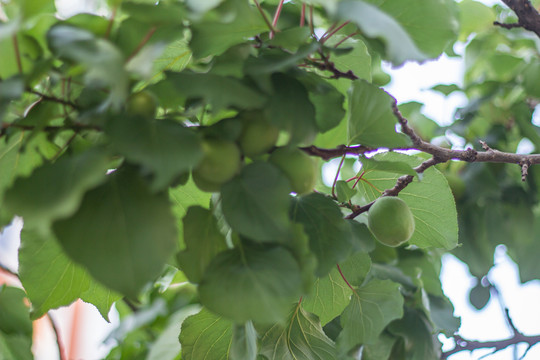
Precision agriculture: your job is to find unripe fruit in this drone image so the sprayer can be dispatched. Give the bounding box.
[368,196,415,247]
[192,139,241,190]
[269,147,316,194]
[238,118,279,157]
[126,90,158,118]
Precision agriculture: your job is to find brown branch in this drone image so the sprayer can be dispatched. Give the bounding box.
[300,144,374,160]
[126,26,157,63]
[12,35,23,74]
[28,90,80,109]
[391,101,540,181]
[441,334,540,359]
[499,0,540,38]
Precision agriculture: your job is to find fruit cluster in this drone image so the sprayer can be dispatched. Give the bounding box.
[190,111,317,195]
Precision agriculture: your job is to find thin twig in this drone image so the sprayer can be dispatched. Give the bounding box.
[300,3,306,27]
[332,155,346,198]
[270,0,285,39]
[253,0,276,33]
[12,35,23,74]
[126,26,157,62]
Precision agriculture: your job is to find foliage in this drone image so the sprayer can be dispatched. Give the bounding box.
[2,0,540,359]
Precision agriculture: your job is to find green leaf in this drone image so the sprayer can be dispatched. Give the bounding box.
[106,116,203,192]
[18,229,90,319]
[53,165,178,298]
[151,38,192,79]
[336,1,427,65]
[189,0,267,58]
[80,281,122,322]
[0,77,24,122]
[0,285,32,336]
[360,156,416,176]
[258,305,337,359]
[147,305,201,360]
[121,2,187,25]
[0,333,33,360]
[469,282,491,310]
[0,33,42,78]
[298,73,347,133]
[4,149,109,231]
[357,152,458,249]
[367,0,458,57]
[198,244,303,323]
[326,37,372,82]
[169,179,212,247]
[347,80,411,148]
[47,25,129,107]
[302,267,353,326]
[180,309,232,360]
[19,0,56,20]
[176,206,227,283]
[221,162,292,242]
[336,180,357,202]
[230,322,257,360]
[388,308,442,360]
[362,332,398,360]
[265,73,318,144]
[337,279,403,352]
[290,193,353,276]
[458,0,496,42]
[244,43,320,75]
[0,132,50,203]
[430,84,461,96]
[166,71,267,112]
[338,251,372,287]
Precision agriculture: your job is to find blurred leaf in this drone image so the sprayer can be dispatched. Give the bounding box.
[230,321,257,360]
[291,193,353,276]
[176,206,227,283]
[190,0,267,58]
[336,1,427,65]
[53,165,178,298]
[337,279,403,352]
[265,73,318,144]
[47,25,129,107]
[0,285,32,336]
[347,80,411,148]
[258,305,337,359]
[221,162,292,242]
[430,84,461,96]
[80,281,122,322]
[0,332,33,360]
[336,180,357,202]
[458,0,496,42]
[166,71,267,112]
[180,309,232,360]
[106,116,203,192]
[198,244,302,323]
[389,308,442,360]
[4,149,109,231]
[18,229,90,319]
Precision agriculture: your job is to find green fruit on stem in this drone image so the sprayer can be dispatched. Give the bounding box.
[126,90,158,118]
[269,147,316,194]
[192,139,241,190]
[368,196,415,247]
[238,118,279,157]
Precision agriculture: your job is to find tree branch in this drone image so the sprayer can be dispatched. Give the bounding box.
[441,333,540,359]
[498,0,540,38]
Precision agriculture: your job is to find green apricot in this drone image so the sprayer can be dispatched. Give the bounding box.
[126,90,158,118]
[368,196,415,247]
[192,171,222,193]
[193,139,241,188]
[238,118,279,157]
[269,147,316,194]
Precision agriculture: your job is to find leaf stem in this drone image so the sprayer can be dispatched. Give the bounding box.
[336,264,355,291]
[300,3,306,27]
[270,0,285,39]
[253,0,276,34]
[12,34,23,74]
[104,6,117,39]
[126,26,157,63]
[321,21,350,44]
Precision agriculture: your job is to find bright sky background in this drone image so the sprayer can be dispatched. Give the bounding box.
[1,0,540,359]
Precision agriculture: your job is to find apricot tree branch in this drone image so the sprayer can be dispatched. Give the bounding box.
[498,0,540,38]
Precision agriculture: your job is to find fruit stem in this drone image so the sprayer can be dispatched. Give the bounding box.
[336,264,355,291]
